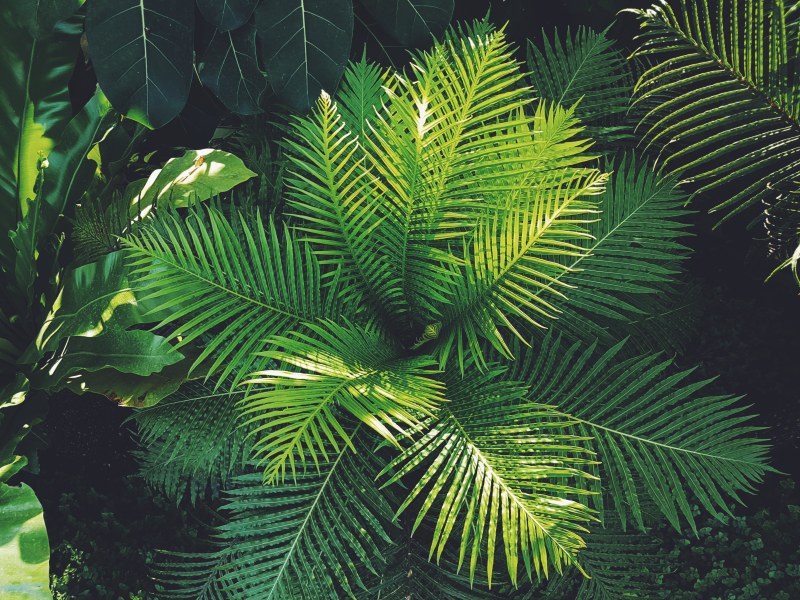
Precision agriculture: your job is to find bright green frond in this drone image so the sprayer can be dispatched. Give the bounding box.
[510,334,772,533]
[134,379,250,505]
[380,366,596,587]
[123,205,343,388]
[240,319,445,483]
[154,447,396,599]
[433,166,606,370]
[630,0,800,225]
[528,26,633,142]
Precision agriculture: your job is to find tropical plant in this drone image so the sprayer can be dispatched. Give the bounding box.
[78,0,454,128]
[121,22,771,598]
[627,0,800,282]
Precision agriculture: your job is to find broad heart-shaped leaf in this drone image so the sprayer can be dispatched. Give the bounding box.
[255,0,353,111]
[0,11,80,255]
[0,483,50,600]
[199,23,268,115]
[125,148,257,218]
[360,0,453,46]
[85,0,194,129]
[197,0,257,31]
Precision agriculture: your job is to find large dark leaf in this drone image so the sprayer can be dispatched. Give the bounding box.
[25,0,85,39]
[85,0,194,129]
[360,0,453,46]
[0,11,80,253]
[255,0,353,111]
[196,0,257,32]
[199,23,267,115]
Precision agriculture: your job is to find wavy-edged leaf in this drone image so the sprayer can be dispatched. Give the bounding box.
[360,0,454,46]
[381,367,596,587]
[197,0,257,32]
[155,447,396,599]
[199,23,267,115]
[86,0,194,128]
[241,319,445,483]
[135,379,250,504]
[123,205,343,387]
[510,334,772,533]
[255,0,353,111]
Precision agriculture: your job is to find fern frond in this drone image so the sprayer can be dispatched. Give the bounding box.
[380,366,596,587]
[134,379,250,504]
[508,334,772,533]
[528,26,633,142]
[434,165,606,370]
[542,154,693,347]
[241,318,445,483]
[335,55,388,136]
[630,0,800,227]
[123,205,344,387]
[155,445,396,599]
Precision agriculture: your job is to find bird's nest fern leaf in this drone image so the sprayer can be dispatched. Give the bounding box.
[506,334,773,533]
[240,319,446,484]
[123,205,349,388]
[154,444,396,599]
[380,365,597,588]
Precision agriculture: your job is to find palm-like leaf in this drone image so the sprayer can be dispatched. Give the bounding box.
[124,205,343,387]
[541,154,693,348]
[155,446,395,599]
[528,26,634,143]
[380,366,596,587]
[629,0,800,225]
[241,319,445,483]
[134,379,250,504]
[508,334,772,533]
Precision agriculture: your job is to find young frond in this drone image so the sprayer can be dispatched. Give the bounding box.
[335,55,388,136]
[433,167,607,370]
[509,334,772,533]
[240,319,445,483]
[154,447,396,599]
[528,26,633,143]
[629,0,800,234]
[123,205,343,388]
[380,366,596,588]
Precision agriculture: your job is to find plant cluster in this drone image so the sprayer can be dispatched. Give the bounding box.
[1,0,798,599]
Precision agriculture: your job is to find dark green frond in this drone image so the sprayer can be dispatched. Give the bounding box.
[541,153,694,349]
[335,56,388,136]
[381,366,596,587]
[528,26,634,142]
[240,318,445,483]
[123,205,344,388]
[154,445,396,599]
[133,379,250,505]
[509,334,772,533]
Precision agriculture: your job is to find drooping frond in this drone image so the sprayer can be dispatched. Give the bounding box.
[123,205,345,387]
[629,0,800,232]
[527,26,634,143]
[154,446,396,599]
[241,319,445,483]
[507,334,772,533]
[133,379,250,505]
[380,366,596,587]
[538,154,693,349]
